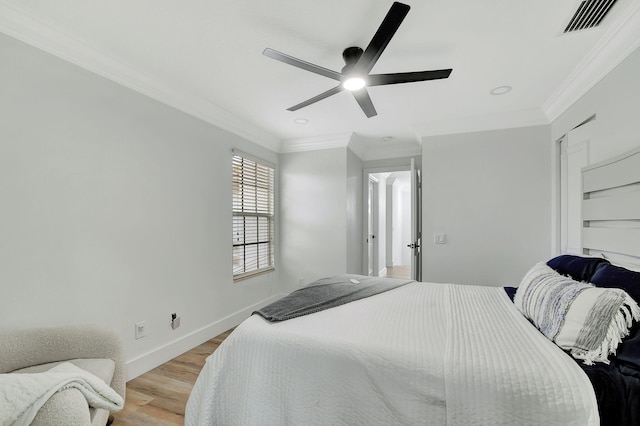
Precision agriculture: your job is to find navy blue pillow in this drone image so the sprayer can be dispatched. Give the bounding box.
[591,264,640,303]
[546,254,610,282]
[614,322,640,372]
[503,287,517,301]
[591,264,640,372]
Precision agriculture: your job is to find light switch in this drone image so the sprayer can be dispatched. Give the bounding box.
[434,233,447,244]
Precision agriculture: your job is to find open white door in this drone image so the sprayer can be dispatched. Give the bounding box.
[367,176,379,276]
[409,159,422,281]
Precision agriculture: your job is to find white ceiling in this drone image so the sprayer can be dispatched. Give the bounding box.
[1,0,639,157]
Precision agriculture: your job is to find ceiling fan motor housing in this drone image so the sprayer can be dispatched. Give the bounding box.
[342,46,364,72]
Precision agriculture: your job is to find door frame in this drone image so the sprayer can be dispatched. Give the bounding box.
[362,160,421,280]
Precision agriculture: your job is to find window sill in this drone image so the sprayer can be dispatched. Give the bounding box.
[233,267,275,282]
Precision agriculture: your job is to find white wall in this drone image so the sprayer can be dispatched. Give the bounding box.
[385,178,394,268]
[552,46,640,164]
[279,148,348,290]
[0,33,282,379]
[376,174,387,275]
[346,148,364,275]
[387,172,411,267]
[421,125,552,286]
[391,179,404,266]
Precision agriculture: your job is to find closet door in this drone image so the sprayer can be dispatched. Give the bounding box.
[560,121,593,254]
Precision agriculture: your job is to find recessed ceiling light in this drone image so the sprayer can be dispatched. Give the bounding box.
[490,85,512,95]
[294,118,309,124]
[382,136,394,142]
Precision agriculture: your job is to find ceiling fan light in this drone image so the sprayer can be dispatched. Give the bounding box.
[343,77,366,91]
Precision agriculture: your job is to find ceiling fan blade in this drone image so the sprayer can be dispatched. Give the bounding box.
[367,69,453,86]
[352,88,378,118]
[356,2,410,74]
[263,48,342,81]
[287,85,344,111]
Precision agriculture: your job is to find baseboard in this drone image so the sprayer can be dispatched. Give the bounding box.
[125,293,284,380]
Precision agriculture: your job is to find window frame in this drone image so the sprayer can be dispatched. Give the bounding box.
[232,150,275,281]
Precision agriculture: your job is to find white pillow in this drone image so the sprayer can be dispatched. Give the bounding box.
[515,262,640,365]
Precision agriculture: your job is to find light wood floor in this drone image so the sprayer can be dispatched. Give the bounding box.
[112,272,410,425]
[385,265,411,279]
[111,328,234,425]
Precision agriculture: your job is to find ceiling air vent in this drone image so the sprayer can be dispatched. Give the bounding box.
[564,0,618,33]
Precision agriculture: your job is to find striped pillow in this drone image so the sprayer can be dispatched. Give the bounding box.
[514,262,640,365]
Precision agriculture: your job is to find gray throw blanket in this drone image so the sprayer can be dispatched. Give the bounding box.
[254,275,414,322]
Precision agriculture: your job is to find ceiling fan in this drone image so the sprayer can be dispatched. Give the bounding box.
[263,1,453,118]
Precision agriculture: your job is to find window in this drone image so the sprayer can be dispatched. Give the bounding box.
[232,151,275,280]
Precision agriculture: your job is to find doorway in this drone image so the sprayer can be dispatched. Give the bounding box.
[364,167,419,281]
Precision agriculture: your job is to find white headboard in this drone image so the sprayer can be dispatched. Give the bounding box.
[582,146,640,267]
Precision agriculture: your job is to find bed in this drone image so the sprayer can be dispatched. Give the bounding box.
[185,147,640,425]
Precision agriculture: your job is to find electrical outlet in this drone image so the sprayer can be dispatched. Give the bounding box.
[298,277,305,287]
[171,313,181,330]
[135,321,146,340]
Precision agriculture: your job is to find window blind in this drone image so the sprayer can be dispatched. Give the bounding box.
[232,153,275,280]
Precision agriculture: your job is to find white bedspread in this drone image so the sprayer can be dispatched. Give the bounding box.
[186,282,599,425]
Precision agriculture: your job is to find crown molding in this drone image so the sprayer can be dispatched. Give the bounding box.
[0,2,281,152]
[361,143,422,162]
[542,1,640,121]
[414,108,550,138]
[280,133,353,153]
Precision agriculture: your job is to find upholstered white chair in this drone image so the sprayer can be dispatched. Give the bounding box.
[0,325,126,425]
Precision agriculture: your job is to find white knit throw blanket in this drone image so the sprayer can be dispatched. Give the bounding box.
[0,362,124,426]
[515,262,640,365]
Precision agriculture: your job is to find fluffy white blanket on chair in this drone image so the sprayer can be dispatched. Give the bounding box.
[0,362,123,426]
